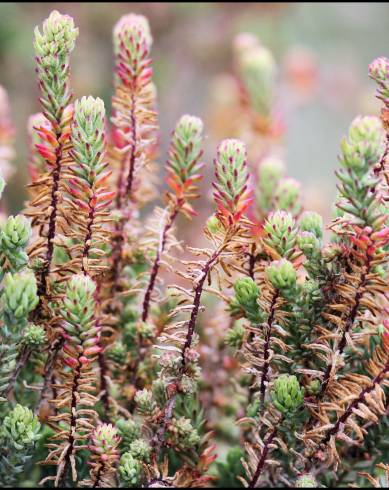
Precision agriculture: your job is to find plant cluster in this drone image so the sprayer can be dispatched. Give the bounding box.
[0,10,388,489]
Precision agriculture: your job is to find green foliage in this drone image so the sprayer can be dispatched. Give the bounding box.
[0,404,41,486]
[117,418,142,453]
[34,10,78,122]
[270,374,304,414]
[216,447,245,488]
[233,277,263,323]
[263,210,299,259]
[0,8,388,489]
[118,452,142,487]
[265,259,297,291]
[0,216,31,281]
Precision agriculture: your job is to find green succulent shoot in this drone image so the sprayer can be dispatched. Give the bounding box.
[298,231,320,258]
[340,116,385,174]
[0,215,31,279]
[34,10,78,122]
[233,277,263,323]
[71,96,107,184]
[270,374,304,414]
[113,13,152,56]
[256,156,285,214]
[225,319,246,349]
[117,418,142,453]
[2,404,41,447]
[213,139,252,226]
[299,211,323,239]
[369,57,389,102]
[118,451,142,487]
[2,271,39,327]
[336,115,385,228]
[273,178,302,216]
[61,274,96,334]
[166,114,204,214]
[128,439,151,463]
[263,210,298,259]
[22,324,47,348]
[134,388,156,416]
[237,43,277,118]
[266,259,297,291]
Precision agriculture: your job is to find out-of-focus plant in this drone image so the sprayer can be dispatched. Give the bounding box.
[0,8,387,489]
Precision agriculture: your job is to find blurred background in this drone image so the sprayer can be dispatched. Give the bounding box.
[0,2,388,223]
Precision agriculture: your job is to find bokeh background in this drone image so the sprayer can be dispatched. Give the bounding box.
[1,2,388,223]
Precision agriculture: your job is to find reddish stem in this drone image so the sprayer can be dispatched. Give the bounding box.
[319,252,373,398]
[318,360,389,450]
[141,205,180,322]
[81,194,97,275]
[249,419,281,488]
[38,138,65,299]
[181,246,224,365]
[259,290,279,409]
[59,356,82,486]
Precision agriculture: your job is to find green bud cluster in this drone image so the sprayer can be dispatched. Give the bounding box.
[113,13,152,56]
[90,423,120,453]
[107,341,127,365]
[236,42,277,118]
[0,271,38,399]
[117,418,142,453]
[137,321,154,341]
[2,404,41,449]
[225,319,246,349]
[256,157,285,215]
[263,210,298,259]
[118,451,142,487]
[246,398,260,418]
[337,116,385,228]
[270,374,304,414]
[300,211,323,239]
[128,438,151,463]
[369,57,389,103]
[151,378,168,405]
[71,96,107,184]
[273,178,302,216]
[297,231,320,258]
[213,139,251,225]
[2,272,38,327]
[166,114,204,198]
[266,259,297,291]
[233,277,263,323]
[307,379,321,396]
[34,10,78,123]
[123,321,138,349]
[340,116,384,173]
[134,389,156,416]
[167,417,200,450]
[0,216,31,280]
[22,324,47,348]
[0,405,41,486]
[61,274,96,334]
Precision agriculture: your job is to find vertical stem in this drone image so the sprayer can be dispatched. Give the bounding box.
[259,290,279,410]
[38,137,65,299]
[181,245,225,365]
[319,252,372,398]
[141,205,179,322]
[320,360,389,448]
[249,418,281,488]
